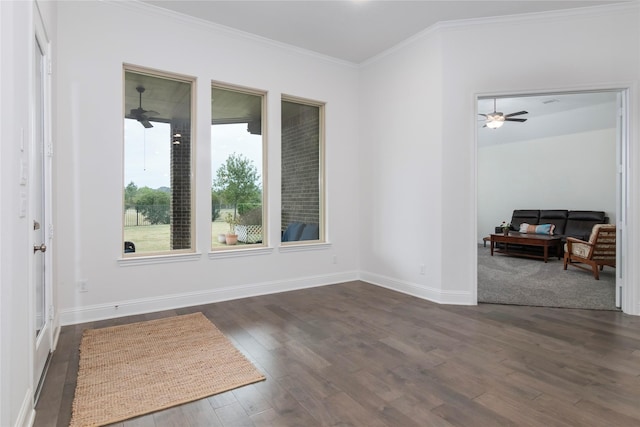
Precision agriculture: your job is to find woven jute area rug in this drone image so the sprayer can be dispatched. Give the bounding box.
[69,312,265,427]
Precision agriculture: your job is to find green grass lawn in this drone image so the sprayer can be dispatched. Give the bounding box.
[124,224,172,253]
[124,219,258,253]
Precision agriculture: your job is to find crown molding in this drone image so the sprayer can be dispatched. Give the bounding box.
[436,1,638,31]
[362,2,639,68]
[104,0,359,69]
[96,1,639,69]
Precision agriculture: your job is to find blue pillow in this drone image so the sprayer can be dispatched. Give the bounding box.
[299,223,319,241]
[282,222,305,242]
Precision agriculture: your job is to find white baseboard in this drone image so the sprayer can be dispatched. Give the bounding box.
[51,315,61,351]
[59,271,358,325]
[359,271,475,305]
[14,388,34,427]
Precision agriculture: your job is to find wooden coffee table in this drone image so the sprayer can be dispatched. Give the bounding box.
[490,232,562,263]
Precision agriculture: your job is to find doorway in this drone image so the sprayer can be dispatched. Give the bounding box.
[476,89,626,310]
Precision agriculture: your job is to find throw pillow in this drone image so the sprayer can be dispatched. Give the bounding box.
[282,222,305,242]
[519,223,555,235]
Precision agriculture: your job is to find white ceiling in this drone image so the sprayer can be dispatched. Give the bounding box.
[141,0,624,64]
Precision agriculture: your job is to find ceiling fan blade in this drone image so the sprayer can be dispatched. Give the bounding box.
[505,111,528,117]
[505,118,527,122]
[140,119,153,128]
[478,113,487,118]
[144,110,160,118]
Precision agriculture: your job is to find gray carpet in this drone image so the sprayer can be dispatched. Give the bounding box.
[478,245,618,310]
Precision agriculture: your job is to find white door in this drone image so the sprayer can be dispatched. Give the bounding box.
[32,32,52,399]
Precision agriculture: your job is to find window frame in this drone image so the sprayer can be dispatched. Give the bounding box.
[210,81,268,251]
[280,94,326,246]
[121,64,197,258]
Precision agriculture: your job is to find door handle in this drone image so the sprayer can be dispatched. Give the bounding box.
[34,243,47,253]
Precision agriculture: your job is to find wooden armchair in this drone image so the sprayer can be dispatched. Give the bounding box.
[563,224,616,280]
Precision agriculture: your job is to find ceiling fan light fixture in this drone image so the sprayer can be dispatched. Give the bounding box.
[480,98,527,129]
[486,114,504,129]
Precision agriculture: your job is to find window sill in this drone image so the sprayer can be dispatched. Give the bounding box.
[118,252,202,267]
[208,246,274,259]
[279,242,332,253]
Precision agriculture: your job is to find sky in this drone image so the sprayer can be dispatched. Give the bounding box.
[124,119,171,189]
[124,119,262,190]
[211,123,263,187]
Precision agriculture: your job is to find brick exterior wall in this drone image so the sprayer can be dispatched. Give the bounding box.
[170,121,191,249]
[281,103,320,232]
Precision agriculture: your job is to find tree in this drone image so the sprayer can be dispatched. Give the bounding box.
[213,153,260,218]
[124,181,138,211]
[135,187,170,224]
[237,189,262,216]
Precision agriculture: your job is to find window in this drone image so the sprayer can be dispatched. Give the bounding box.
[211,84,266,249]
[123,68,194,256]
[281,97,325,243]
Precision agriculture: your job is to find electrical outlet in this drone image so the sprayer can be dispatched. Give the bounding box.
[78,280,88,293]
[420,264,426,275]
[332,255,337,264]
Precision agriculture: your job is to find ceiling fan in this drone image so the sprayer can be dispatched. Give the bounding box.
[130,85,159,128]
[479,99,528,129]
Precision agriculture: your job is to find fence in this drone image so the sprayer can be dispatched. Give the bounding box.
[124,208,154,227]
[126,203,258,227]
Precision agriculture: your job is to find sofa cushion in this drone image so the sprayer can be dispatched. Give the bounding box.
[510,210,540,231]
[519,223,556,235]
[568,211,606,221]
[282,222,305,242]
[539,210,569,235]
[299,223,319,241]
[565,211,606,241]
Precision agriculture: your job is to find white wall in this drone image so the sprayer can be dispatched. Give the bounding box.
[360,4,640,312]
[478,128,617,242]
[0,2,31,423]
[359,30,446,302]
[55,1,360,324]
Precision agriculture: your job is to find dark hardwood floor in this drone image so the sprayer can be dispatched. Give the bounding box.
[34,281,640,427]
